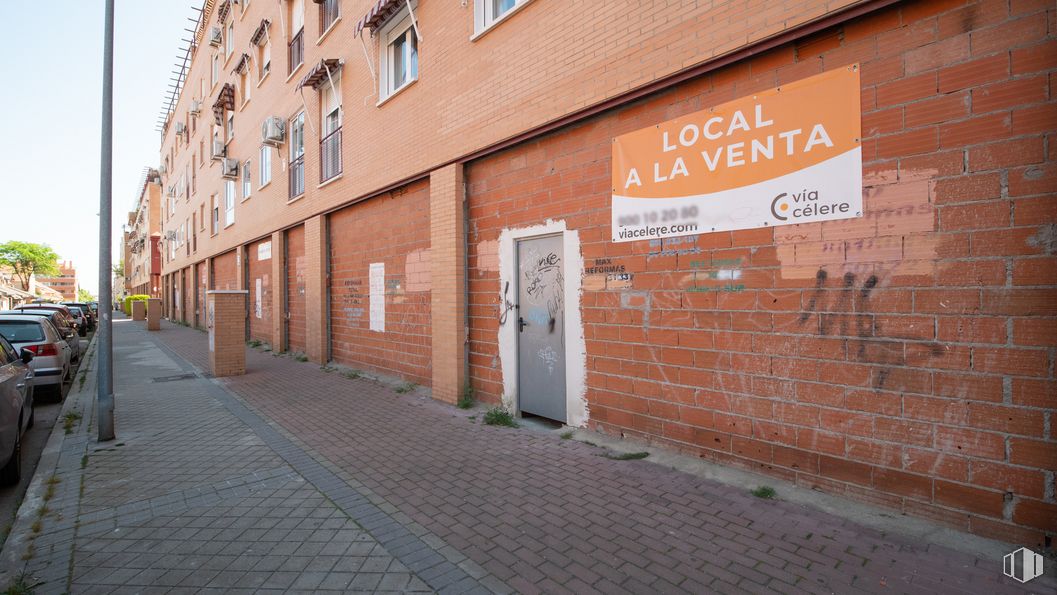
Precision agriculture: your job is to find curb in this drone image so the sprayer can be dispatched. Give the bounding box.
[0,331,99,586]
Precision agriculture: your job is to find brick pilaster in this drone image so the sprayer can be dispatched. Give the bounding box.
[429,164,467,404]
[270,231,285,352]
[304,215,328,364]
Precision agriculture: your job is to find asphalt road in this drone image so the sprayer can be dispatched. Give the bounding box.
[0,334,88,543]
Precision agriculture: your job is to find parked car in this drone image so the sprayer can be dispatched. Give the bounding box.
[62,302,95,331]
[0,310,81,363]
[16,304,84,337]
[0,315,71,399]
[65,306,89,336]
[0,334,34,484]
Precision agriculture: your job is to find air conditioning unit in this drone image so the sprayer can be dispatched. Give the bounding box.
[209,26,223,47]
[261,117,285,145]
[211,139,226,160]
[189,100,201,115]
[158,163,167,175]
[166,230,177,241]
[175,122,187,135]
[221,158,239,179]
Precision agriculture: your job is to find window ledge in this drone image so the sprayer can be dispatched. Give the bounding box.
[240,97,251,111]
[471,0,533,42]
[285,62,305,84]
[259,181,271,191]
[287,193,305,204]
[317,174,342,189]
[376,78,417,108]
[224,221,235,229]
[317,16,342,45]
[240,194,252,203]
[256,70,271,88]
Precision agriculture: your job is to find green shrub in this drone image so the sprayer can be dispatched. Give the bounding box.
[483,407,518,428]
[123,294,149,314]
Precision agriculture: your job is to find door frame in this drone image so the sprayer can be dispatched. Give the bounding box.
[514,232,566,421]
[497,220,587,427]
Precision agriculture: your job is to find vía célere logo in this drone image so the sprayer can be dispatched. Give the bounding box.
[611,65,863,242]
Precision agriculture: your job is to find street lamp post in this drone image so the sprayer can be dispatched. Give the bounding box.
[97,0,115,441]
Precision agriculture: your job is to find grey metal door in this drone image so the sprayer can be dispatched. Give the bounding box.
[516,235,566,422]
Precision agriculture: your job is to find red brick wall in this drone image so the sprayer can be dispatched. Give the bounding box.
[329,179,432,385]
[211,250,238,291]
[286,225,307,353]
[466,0,1056,545]
[247,238,274,343]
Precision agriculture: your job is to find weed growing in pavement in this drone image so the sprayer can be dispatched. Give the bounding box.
[468,415,477,423]
[18,543,34,561]
[29,520,41,534]
[605,451,649,461]
[248,339,262,348]
[295,354,309,362]
[457,385,475,409]
[394,382,417,394]
[751,486,777,499]
[483,407,518,428]
[560,431,573,440]
[342,370,362,380]
[62,412,82,434]
[80,455,88,469]
[3,573,35,594]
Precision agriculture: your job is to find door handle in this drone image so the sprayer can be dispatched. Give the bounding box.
[518,317,527,332]
[16,383,25,389]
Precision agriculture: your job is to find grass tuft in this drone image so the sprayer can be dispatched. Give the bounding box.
[605,451,649,461]
[3,573,35,594]
[247,339,262,348]
[751,486,777,499]
[457,385,475,409]
[62,411,82,434]
[483,407,518,428]
[342,370,362,380]
[394,382,417,394]
[560,431,573,440]
[294,354,308,362]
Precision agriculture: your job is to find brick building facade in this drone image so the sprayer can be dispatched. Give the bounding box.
[148,0,1056,547]
[36,260,78,302]
[127,170,164,297]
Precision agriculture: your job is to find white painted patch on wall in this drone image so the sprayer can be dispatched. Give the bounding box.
[497,219,588,428]
[369,262,385,332]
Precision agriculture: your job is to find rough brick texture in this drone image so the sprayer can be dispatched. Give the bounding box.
[285,224,307,354]
[430,164,466,403]
[131,300,146,321]
[146,298,161,330]
[207,291,248,377]
[210,249,238,291]
[465,0,1057,545]
[329,179,432,385]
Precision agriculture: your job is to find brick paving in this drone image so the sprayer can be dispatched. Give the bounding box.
[142,317,1051,595]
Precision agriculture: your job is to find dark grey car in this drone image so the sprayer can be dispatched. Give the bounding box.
[0,335,34,484]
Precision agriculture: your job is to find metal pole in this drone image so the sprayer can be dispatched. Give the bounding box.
[97,0,115,442]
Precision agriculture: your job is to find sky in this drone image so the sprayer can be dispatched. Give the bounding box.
[0,1,195,296]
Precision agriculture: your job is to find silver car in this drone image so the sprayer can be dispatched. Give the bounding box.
[0,315,71,398]
[0,310,81,363]
[0,334,33,484]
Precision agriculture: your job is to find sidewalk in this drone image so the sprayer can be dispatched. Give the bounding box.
[1,315,1051,593]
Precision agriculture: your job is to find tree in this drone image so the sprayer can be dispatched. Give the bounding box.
[0,241,59,291]
[77,288,96,302]
[112,259,124,277]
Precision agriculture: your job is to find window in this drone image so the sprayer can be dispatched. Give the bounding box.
[199,204,206,231]
[379,9,418,101]
[288,0,305,74]
[211,53,220,87]
[226,21,235,57]
[211,195,219,234]
[320,0,339,35]
[191,154,197,193]
[289,112,305,198]
[224,181,236,226]
[320,76,342,182]
[259,39,272,78]
[242,160,252,198]
[475,0,528,34]
[226,112,235,142]
[259,146,272,186]
[240,69,250,104]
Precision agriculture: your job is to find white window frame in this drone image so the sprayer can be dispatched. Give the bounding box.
[211,195,219,235]
[224,180,236,227]
[378,6,418,102]
[226,21,235,57]
[226,112,235,142]
[242,160,252,199]
[473,0,531,38]
[259,146,272,187]
[211,53,220,88]
[290,112,305,162]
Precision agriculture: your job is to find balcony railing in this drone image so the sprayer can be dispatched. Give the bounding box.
[288,28,304,75]
[320,127,342,183]
[289,154,305,198]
